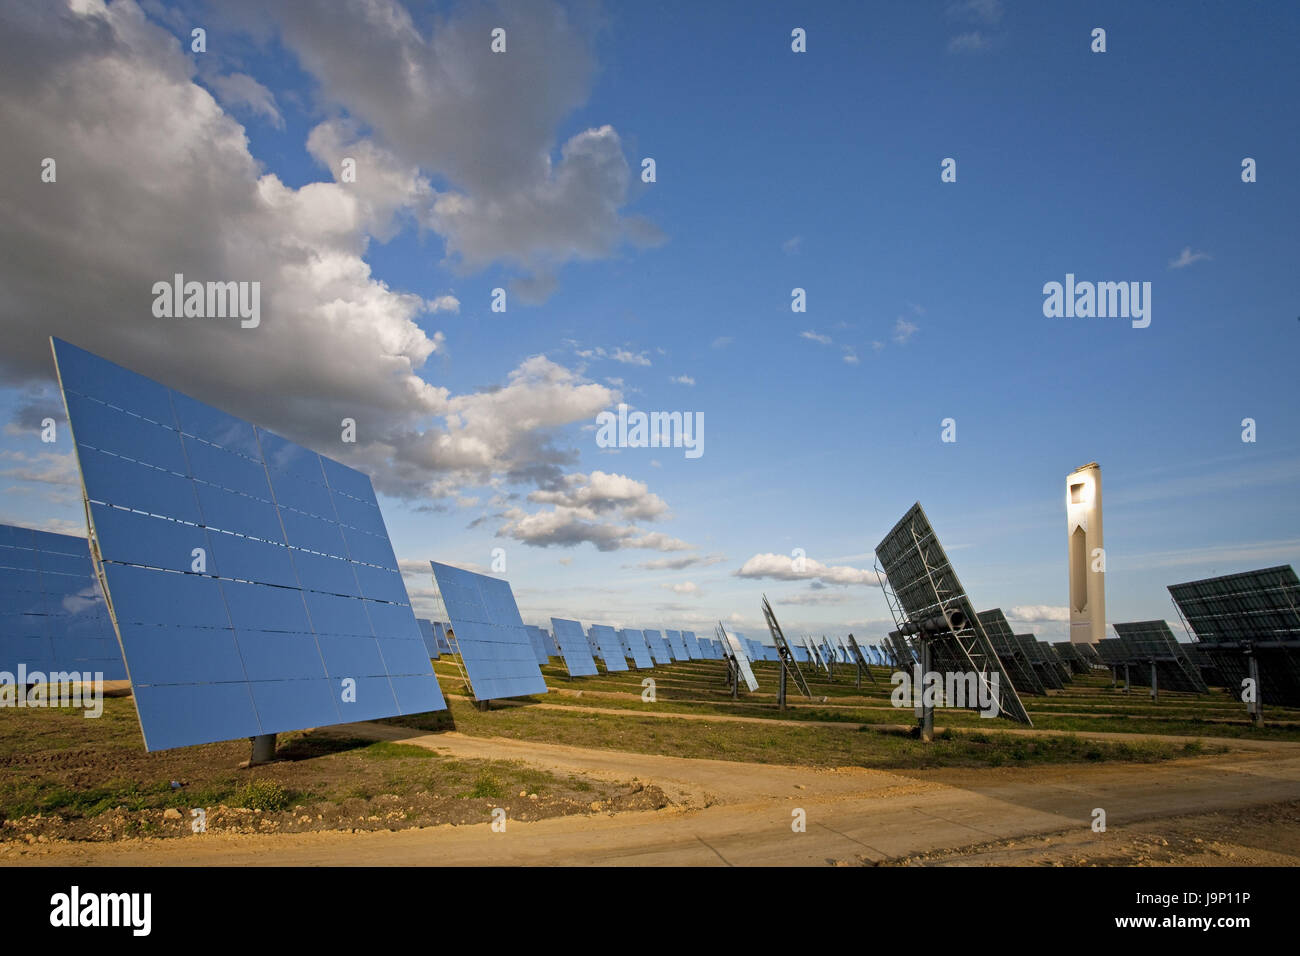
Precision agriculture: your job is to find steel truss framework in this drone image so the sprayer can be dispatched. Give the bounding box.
[1169,566,1300,707]
[1038,641,1074,684]
[1051,641,1093,675]
[1111,621,1208,694]
[874,503,1031,725]
[883,631,917,670]
[715,622,759,692]
[845,634,878,684]
[760,595,811,698]
[1016,635,1069,688]
[977,610,1046,696]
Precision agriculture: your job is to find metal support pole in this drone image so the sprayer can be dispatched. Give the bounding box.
[1123,662,1130,694]
[919,638,934,742]
[1247,651,1263,728]
[249,733,276,765]
[1150,661,1158,701]
[856,660,862,690]
[778,662,787,711]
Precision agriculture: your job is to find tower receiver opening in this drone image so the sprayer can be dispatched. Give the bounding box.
[1070,526,1088,611]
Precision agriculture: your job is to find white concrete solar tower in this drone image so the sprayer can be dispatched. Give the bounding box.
[1066,462,1106,644]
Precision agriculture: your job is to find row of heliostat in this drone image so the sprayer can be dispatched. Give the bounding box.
[2,340,773,753]
[418,606,896,686]
[418,606,735,681]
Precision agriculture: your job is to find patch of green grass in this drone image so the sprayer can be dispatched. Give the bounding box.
[1015,712,1300,740]
[122,816,160,837]
[527,676,1300,741]
[0,702,627,834]
[231,779,293,812]
[389,699,1226,770]
[0,776,252,822]
[361,741,437,760]
[861,728,1203,768]
[463,772,505,800]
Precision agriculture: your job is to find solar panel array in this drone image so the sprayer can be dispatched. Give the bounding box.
[1109,633,1164,687]
[1074,641,1102,665]
[619,628,655,669]
[885,632,916,670]
[417,619,441,659]
[643,628,673,664]
[761,596,811,697]
[883,639,904,671]
[1051,641,1092,674]
[52,339,446,751]
[845,635,872,672]
[875,503,1031,724]
[976,610,1045,696]
[0,524,126,680]
[820,638,837,666]
[682,629,703,658]
[549,617,599,678]
[1111,621,1209,693]
[587,624,629,672]
[432,620,453,654]
[1168,566,1300,706]
[896,637,915,667]
[1169,566,1300,644]
[1179,641,1225,684]
[524,625,551,665]
[429,561,547,701]
[1095,638,1128,665]
[802,636,824,671]
[1036,640,1074,684]
[822,637,839,668]
[664,628,690,659]
[1014,634,1064,689]
[716,624,759,691]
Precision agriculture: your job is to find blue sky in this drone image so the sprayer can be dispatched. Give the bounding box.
[1,0,1297,644]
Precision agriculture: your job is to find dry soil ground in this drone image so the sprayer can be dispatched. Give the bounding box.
[8,721,1300,866]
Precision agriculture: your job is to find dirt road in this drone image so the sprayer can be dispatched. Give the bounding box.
[8,724,1300,866]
